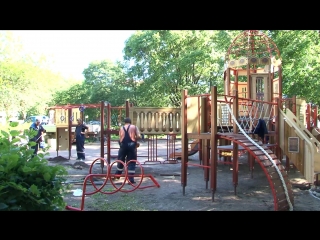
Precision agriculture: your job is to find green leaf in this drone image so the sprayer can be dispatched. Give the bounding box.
[9,122,19,127]
[0,130,9,138]
[9,130,20,137]
[10,138,21,144]
[29,184,40,196]
[6,155,19,169]
[21,165,33,173]
[43,172,51,182]
[7,182,27,192]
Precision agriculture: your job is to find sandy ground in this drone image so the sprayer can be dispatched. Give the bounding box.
[44,140,320,211]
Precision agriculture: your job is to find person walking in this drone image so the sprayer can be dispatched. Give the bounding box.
[114,117,141,184]
[29,117,46,157]
[72,118,88,161]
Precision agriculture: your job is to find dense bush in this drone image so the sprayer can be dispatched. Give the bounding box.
[0,122,68,211]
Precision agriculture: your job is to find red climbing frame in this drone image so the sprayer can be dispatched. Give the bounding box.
[65,158,160,211]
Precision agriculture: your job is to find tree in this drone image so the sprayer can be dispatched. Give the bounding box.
[49,60,132,121]
[0,31,82,119]
[267,30,320,105]
[123,30,227,107]
[83,60,123,104]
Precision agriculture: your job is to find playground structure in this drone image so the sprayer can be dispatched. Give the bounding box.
[177,30,320,211]
[51,30,320,211]
[128,30,320,211]
[45,102,110,161]
[44,101,183,166]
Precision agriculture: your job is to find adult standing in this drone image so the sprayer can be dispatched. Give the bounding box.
[114,117,141,184]
[29,117,46,156]
[72,118,88,161]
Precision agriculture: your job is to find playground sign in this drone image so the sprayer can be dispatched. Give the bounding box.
[288,137,299,153]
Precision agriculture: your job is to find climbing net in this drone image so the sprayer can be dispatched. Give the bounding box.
[216,96,277,137]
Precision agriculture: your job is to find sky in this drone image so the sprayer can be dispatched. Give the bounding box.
[5,30,136,80]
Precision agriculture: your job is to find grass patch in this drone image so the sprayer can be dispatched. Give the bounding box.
[86,192,149,211]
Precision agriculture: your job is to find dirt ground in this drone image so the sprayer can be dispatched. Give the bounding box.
[45,140,320,211]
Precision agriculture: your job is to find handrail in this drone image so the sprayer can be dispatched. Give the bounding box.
[279,108,320,183]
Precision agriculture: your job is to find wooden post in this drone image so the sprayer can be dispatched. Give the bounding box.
[278,65,283,102]
[198,96,203,164]
[100,101,105,172]
[225,68,230,95]
[126,100,129,117]
[68,108,72,160]
[181,89,188,195]
[314,105,318,128]
[232,89,239,195]
[292,96,296,116]
[269,66,273,103]
[234,70,238,98]
[106,103,111,164]
[247,62,251,99]
[276,98,282,166]
[210,86,218,201]
[201,96,209,188]
[306,103,311,131]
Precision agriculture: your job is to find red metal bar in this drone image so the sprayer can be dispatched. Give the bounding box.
[163,134,178,164]
[65,173,160,211]
[65,159,160,211]
[142,135,162,164]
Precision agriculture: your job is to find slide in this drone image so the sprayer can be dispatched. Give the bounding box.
[169,140,199,159]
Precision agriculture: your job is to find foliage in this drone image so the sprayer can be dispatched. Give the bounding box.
[48,30,320,112]
[0,31,82,120]
[123,30,227,107]
[49,60,131,122]
[0,121,30,132]
[0,122,68,211]
[2,30,320,118]
[267,30,320,105]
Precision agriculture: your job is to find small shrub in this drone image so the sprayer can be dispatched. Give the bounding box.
[0,123,68,211]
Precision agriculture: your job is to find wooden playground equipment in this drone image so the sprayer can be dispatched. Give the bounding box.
[46,102,111,162]
[179,30,320,211]
[45,100,184,166]
[59,30,320,211]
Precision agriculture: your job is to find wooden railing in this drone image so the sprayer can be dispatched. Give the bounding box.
[129,107,181,135]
